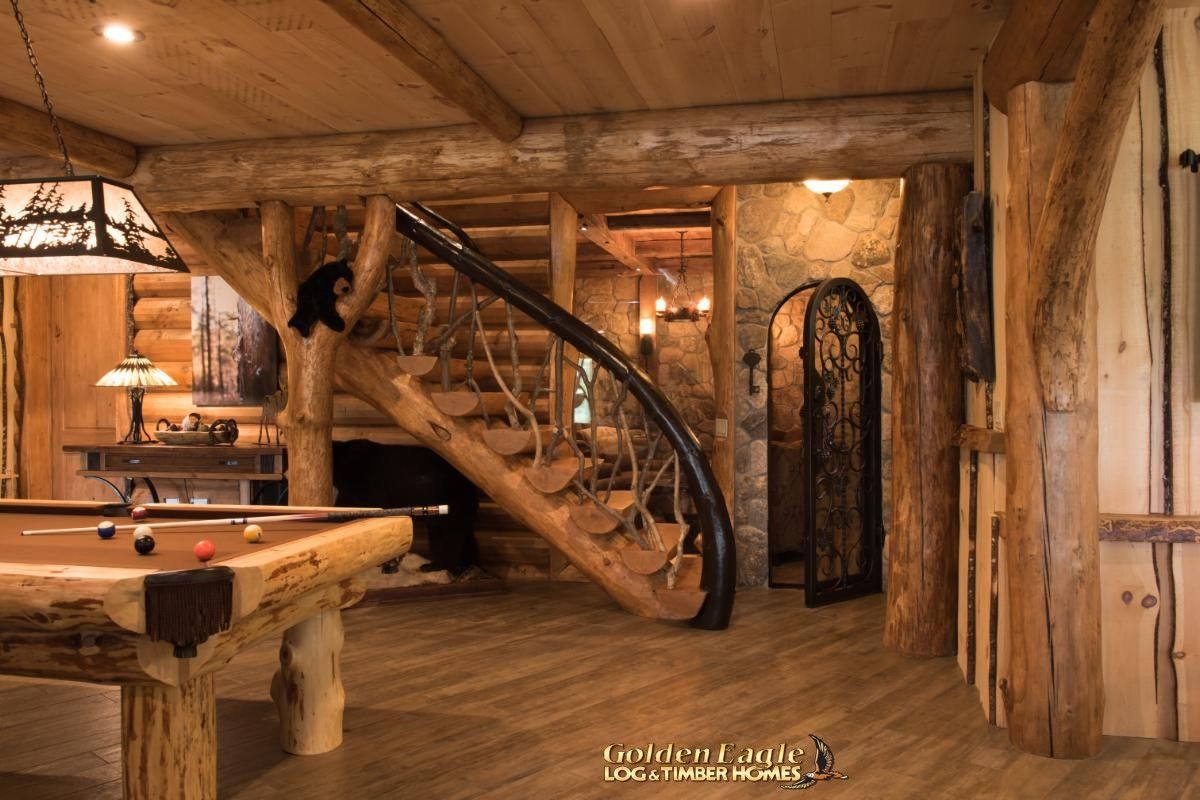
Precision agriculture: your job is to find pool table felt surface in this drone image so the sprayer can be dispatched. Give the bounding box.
[2,513,341,572]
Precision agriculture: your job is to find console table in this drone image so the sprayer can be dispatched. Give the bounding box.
[63,443,285,504]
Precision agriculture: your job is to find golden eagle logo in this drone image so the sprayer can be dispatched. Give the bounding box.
[781,735,849,790]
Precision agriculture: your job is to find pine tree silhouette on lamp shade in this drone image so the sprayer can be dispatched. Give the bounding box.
[96,354,177,444]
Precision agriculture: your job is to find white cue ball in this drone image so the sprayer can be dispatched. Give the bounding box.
[133,524,154,539]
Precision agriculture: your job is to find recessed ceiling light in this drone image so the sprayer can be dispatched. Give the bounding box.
[98,24,144,44]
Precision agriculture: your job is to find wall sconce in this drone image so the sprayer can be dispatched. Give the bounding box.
[639,316,655,359]
[742,349,761,394]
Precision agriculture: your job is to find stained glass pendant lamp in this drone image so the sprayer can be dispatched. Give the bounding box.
[0,1,186,277]
[96,353,177,444]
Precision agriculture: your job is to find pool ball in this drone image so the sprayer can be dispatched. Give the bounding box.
[97,521,116,539]
[242,523,263,543]
[133,534,156,555]
[130,506,148,522]
[193,540,216,562]
[133,524,154,539]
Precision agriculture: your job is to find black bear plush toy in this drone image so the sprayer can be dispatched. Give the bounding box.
[288,259,354,337]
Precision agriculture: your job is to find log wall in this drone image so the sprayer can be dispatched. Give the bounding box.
[959,10,1200,741]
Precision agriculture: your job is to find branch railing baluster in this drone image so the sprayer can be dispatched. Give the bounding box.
[409,237,436,355]
[465,282,488,425]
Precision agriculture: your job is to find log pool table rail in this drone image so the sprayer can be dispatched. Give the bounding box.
[0,500,414,800]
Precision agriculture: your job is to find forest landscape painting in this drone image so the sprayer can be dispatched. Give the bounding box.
[191,276,277,406]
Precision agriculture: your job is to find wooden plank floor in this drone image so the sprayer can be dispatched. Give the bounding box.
[1,584,1198,799]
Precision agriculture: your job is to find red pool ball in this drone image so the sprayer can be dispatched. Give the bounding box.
[130,506,148,522]
[193,540,217,562]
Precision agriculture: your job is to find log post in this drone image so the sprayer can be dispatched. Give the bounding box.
[1005,81,1102,758]
[121,674,217,800]
[708,186,736,511]
[884,162,970,656]
[260,200,336,506]
[548,193,578,427]
[270,608,346,755]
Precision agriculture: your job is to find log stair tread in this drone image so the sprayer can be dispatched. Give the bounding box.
[620,548,669,575]
[673,554,702,589]
[654,588,707,619]
[570,490,636,534]
[429,390,535,418]
[483,426,563,457]
[524,457,594,494]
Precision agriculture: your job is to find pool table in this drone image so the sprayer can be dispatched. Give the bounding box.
[0,499,413,800]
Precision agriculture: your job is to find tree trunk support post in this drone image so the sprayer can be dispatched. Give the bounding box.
[884,162,971,657]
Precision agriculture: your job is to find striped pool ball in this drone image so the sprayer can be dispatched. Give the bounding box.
[97,521,117,539]
[133,534,156,555]
[130,506,148,522]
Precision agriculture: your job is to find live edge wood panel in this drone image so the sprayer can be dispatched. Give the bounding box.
[959,9,1200,743]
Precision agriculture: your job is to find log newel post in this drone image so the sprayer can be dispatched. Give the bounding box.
[883,162,971,657]
[1005,82,1102,759]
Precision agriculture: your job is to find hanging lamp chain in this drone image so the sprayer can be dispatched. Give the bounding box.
[671,230,694,306]
[10,0,73,176]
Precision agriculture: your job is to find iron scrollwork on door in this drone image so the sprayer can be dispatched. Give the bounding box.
[802,278,883,606]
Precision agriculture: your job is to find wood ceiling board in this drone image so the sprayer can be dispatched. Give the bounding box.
[1,0,1004,153]
[408,0,1005,115]
[0,0,470,146]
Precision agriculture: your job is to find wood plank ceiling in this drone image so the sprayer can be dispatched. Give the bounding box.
[0,0,1009,147]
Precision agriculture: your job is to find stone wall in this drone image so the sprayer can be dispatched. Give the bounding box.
[575,275,639,357]
[573,272,717,454]
[734,179,901,586]
[653,272,715,454]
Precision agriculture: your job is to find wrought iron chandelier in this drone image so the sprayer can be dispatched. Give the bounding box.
[655,231,710,323]
[0,0,186,277]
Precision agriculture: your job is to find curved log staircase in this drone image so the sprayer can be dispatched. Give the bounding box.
[167,201,735,630]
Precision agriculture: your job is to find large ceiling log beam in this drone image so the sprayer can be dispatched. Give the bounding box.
[1031,0,1165,411]
[982,0,1190,111]
[320,0,522,142]
[130,91,972,212]
[0,96,137,177]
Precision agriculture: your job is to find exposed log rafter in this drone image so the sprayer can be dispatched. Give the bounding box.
[320,0,522,142]
[983,0,1189,111]
[0,96,137,177]
[577,212,654,274]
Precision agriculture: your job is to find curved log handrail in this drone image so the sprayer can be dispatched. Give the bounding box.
[395,202,736,630]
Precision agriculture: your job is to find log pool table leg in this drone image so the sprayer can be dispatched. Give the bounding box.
[271,608,346,754]
[121,674,217,800]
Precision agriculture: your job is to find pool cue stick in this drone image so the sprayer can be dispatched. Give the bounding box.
[20,505,450,536]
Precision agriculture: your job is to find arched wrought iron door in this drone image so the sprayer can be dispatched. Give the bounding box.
[802,278,883,606]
